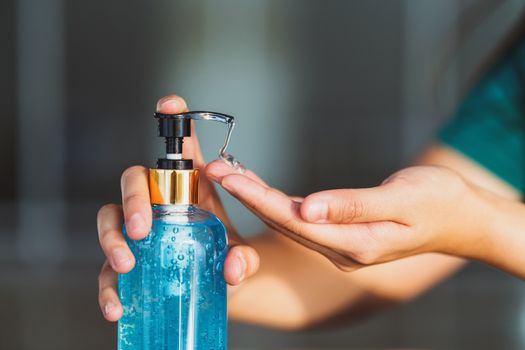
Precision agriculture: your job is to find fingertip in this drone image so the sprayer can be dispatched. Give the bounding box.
[245,249,260,279]
[125,212,150,240]
[103,301,123,322]
[300,196,329,223]
[224,245,259,285]
[224,252,244,285]
[205,160,232,182]
[110,247,135,274]
[207,162,266,190]
[156,95,188,113]
[125,231,149,242]
[299,196,311,221]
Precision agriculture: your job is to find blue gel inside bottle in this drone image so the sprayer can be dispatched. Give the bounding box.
[118,204,228,350]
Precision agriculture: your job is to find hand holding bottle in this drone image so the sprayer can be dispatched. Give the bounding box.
[207,160,525,279]
[96,95,259,322]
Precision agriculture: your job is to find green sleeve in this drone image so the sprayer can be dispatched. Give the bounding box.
[439,44,525,195]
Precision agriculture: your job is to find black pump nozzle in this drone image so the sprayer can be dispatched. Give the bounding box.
[154,113,193,170]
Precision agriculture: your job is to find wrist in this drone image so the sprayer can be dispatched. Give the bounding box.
[470,188,525,278]
[454,185,508,263]
[438,184,496,260]
[435,179,525,279]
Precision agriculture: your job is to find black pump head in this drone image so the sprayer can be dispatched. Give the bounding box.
[154,112,193,170]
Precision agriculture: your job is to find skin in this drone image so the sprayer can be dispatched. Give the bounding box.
[97,94,522,329]
[208,159,525,278]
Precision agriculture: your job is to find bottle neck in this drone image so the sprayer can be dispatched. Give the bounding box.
[152,203,196,213]
[149,168,199,205]
[152,203,202,223]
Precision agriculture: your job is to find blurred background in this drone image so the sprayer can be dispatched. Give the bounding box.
[2,0,525,349]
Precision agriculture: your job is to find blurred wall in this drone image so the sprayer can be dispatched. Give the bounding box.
[2,0,525,349]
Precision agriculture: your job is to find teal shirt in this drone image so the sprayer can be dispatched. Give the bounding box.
[439,42,525,195]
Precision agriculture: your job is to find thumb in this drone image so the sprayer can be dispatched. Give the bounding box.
[300,186,406,224]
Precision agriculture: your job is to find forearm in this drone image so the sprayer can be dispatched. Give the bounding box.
[228,230,372,329]
[228,230,462,329]
[462,188,525,279]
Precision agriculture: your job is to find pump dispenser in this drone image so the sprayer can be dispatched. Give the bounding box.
[149,113,199,206]
[118,111,229,350]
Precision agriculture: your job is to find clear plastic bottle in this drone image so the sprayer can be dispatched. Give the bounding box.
[117,111,229,350]
[118,204,228,350]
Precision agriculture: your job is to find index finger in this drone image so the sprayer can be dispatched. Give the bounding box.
[219,174,302,232]
[218,173,362,271]
[121,166,152,240]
